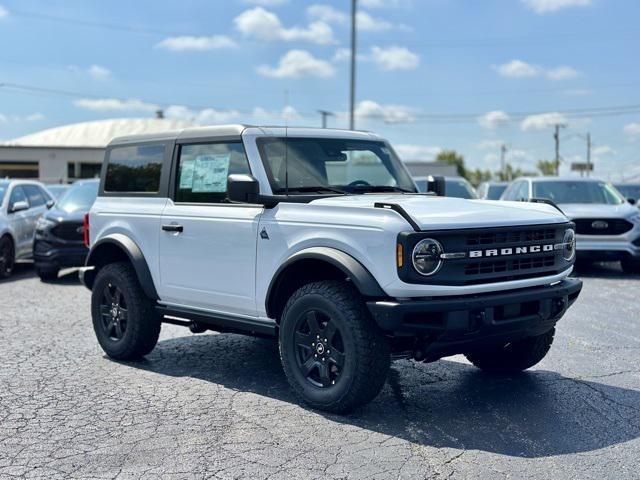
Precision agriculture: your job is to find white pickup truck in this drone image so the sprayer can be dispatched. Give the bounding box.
[81,125,582,412]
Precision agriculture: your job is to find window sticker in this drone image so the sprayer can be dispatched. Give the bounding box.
[179,159,196,189]
[192,154,230,193]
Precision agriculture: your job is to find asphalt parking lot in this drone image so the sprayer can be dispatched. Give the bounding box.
[1,264,639,480]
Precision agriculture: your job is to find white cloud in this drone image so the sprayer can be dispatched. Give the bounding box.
[546,65,580,80]
[476,139,505,150]
[624,122,640,139]
[521,0,591,14]
[307,5,404,32]
[156,35,238,51]
[73,98,159,112]
[478,111,511,129]
[494,60,540,78]
[360,0,404,8]
[165,105,241,124]
[0,5,8,19]
[357,11,394,31]
[243,0,288,5]
[593,145,615,156]
[0,112,44,123]
[521,112,568,131]
[234,7,334,45]
[307,5,347,24]
[394,144,442,160]
[355,100,415,124]
[87,64,111,80]
[370,46,419,71]
[257,49,334,78]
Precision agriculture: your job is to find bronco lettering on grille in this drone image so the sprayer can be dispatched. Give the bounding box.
[469,244,555,258]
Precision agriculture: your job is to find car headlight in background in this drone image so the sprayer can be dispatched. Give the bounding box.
[412,238,443,276]
[562,228,576,262]
[36,217,57,230]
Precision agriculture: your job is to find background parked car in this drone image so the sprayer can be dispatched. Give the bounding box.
[414,176,478,199]
[613,183,640,205]
[501,177,640,272]
[33,179,99,280]
[45,184,70,199]
[0,179,55,278]
[476,181,509,200]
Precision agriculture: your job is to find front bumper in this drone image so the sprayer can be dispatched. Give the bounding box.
[576,234,640,260]
[367,278,582,359]
[33,238,88,270]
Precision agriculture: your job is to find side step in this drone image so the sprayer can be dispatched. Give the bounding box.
[156,304,277,338]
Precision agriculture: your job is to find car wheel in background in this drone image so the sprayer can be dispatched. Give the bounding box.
[279,280,390,413]
[91,262,161,360]
[36,267,59,282]
[0,236,15,278]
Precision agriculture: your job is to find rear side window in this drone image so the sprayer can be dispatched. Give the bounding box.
[175,142,250,204]
[22,184,46,207]
[105,144,165,193]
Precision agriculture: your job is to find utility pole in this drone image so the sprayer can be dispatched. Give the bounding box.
[553,124,566,176]
[349,0,357,130]
[586,132,592,177]
[500,144,507,181]
[318,110,334,128]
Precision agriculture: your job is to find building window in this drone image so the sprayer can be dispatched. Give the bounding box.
[0,161,39,179]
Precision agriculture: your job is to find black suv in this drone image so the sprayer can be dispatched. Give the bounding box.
[33,179,99,280]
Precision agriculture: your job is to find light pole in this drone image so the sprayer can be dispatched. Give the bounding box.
[349,0,357,130]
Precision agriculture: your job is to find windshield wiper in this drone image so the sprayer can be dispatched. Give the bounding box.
[348,185,416,194]
[275,186,349,195]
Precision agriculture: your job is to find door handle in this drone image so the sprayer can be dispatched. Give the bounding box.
[162,224,183,233]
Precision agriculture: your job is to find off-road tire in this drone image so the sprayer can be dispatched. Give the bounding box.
[279,280,390,413]
[37,267,59,281]
[465,328,555,373]
[621,257,640,274]
[0,235,15,279]
[91,262,160,360]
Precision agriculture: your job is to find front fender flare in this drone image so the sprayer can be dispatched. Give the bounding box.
[84,233,158,300]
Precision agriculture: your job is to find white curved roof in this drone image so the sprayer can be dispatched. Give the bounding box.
[2,118,196,148]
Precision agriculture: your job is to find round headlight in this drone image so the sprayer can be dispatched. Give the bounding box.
[412,238,443,276]
[562,228,576,261]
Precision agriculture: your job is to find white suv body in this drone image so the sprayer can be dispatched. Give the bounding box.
[82,126,582,412]
[0,179,54,277]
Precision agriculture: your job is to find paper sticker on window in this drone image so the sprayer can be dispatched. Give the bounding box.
[192,155,230,193]
[179,159,196,189]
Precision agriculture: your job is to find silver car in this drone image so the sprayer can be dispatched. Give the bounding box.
[501,177,640,272]
[0,180,55,278]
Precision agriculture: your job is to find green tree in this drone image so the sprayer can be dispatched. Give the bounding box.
[537,159,559,176]
[436,150,467,178]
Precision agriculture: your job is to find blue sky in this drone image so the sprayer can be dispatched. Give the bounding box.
[0,0,638,180]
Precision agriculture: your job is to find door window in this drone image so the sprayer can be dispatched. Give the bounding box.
[175,142,251,204]
[22,184,46,207]
[8,186,28,211]
[104,144,165,193]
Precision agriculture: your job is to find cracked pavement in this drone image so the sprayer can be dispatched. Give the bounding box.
[1,263,639,479]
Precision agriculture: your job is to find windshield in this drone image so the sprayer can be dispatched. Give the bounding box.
[56,182,99,213]
[533,181,625,205]
[615,185,640,200]
[46,185,69,199]
[486,184,507,200]
[257,138,417,194]
[445,179,478,199]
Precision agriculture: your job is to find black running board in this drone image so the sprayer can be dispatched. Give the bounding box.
[156,304,277,338]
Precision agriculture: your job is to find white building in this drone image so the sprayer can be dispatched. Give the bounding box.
[0,118,193,183]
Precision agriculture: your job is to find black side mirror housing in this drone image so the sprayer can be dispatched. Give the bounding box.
[426,175,446,196]
[46,200,55,209]
[628,197,636,205]
[227,174,260,204]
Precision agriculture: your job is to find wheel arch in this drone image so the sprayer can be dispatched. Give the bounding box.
[83,234,158,300]
[265,247,386,322]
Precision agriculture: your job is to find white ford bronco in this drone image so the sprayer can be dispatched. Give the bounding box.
[82,125,582,412]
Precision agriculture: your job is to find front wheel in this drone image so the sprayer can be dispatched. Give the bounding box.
[0,236,15,278]
[279,281,390,413]
[464,328,555,373]
[91,262,161,360]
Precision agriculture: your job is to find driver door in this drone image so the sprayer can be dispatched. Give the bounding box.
[7,186,29,257]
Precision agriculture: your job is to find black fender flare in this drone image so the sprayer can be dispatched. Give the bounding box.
[84,233,158,300]
[266,247,386,318]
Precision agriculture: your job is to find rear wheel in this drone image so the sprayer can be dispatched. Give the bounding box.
[279,280,390,413]
[621,257,640,274]
[0,236,15,279]
[37,267,59,281]
[465,328,555,373]
[91,262,160,360]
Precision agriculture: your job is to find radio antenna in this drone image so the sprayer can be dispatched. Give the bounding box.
[284,126,289,197]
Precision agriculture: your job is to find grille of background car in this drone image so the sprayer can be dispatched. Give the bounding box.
[51,222,84,241]
[572,219,633,235]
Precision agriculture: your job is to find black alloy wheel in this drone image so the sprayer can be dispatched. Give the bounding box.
[99,283,129,341]
[0,236,15,278]
[294,309,346,388]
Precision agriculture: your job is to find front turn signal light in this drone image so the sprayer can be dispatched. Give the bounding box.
[396,243,404,268]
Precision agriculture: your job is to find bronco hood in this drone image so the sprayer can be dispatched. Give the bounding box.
[310,194,567,230]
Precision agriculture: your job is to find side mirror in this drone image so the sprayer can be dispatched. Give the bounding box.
[46,200,55,209]
[627,197,636,205]
[227,174,260,204]
[9,200,29,213]
[426,175,446,196]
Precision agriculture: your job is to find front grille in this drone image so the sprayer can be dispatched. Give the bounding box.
[398,222,572,286]
[573,218,633,235]
[34,241,51,254]
[466,228,555,246]
[51,222,84,241]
